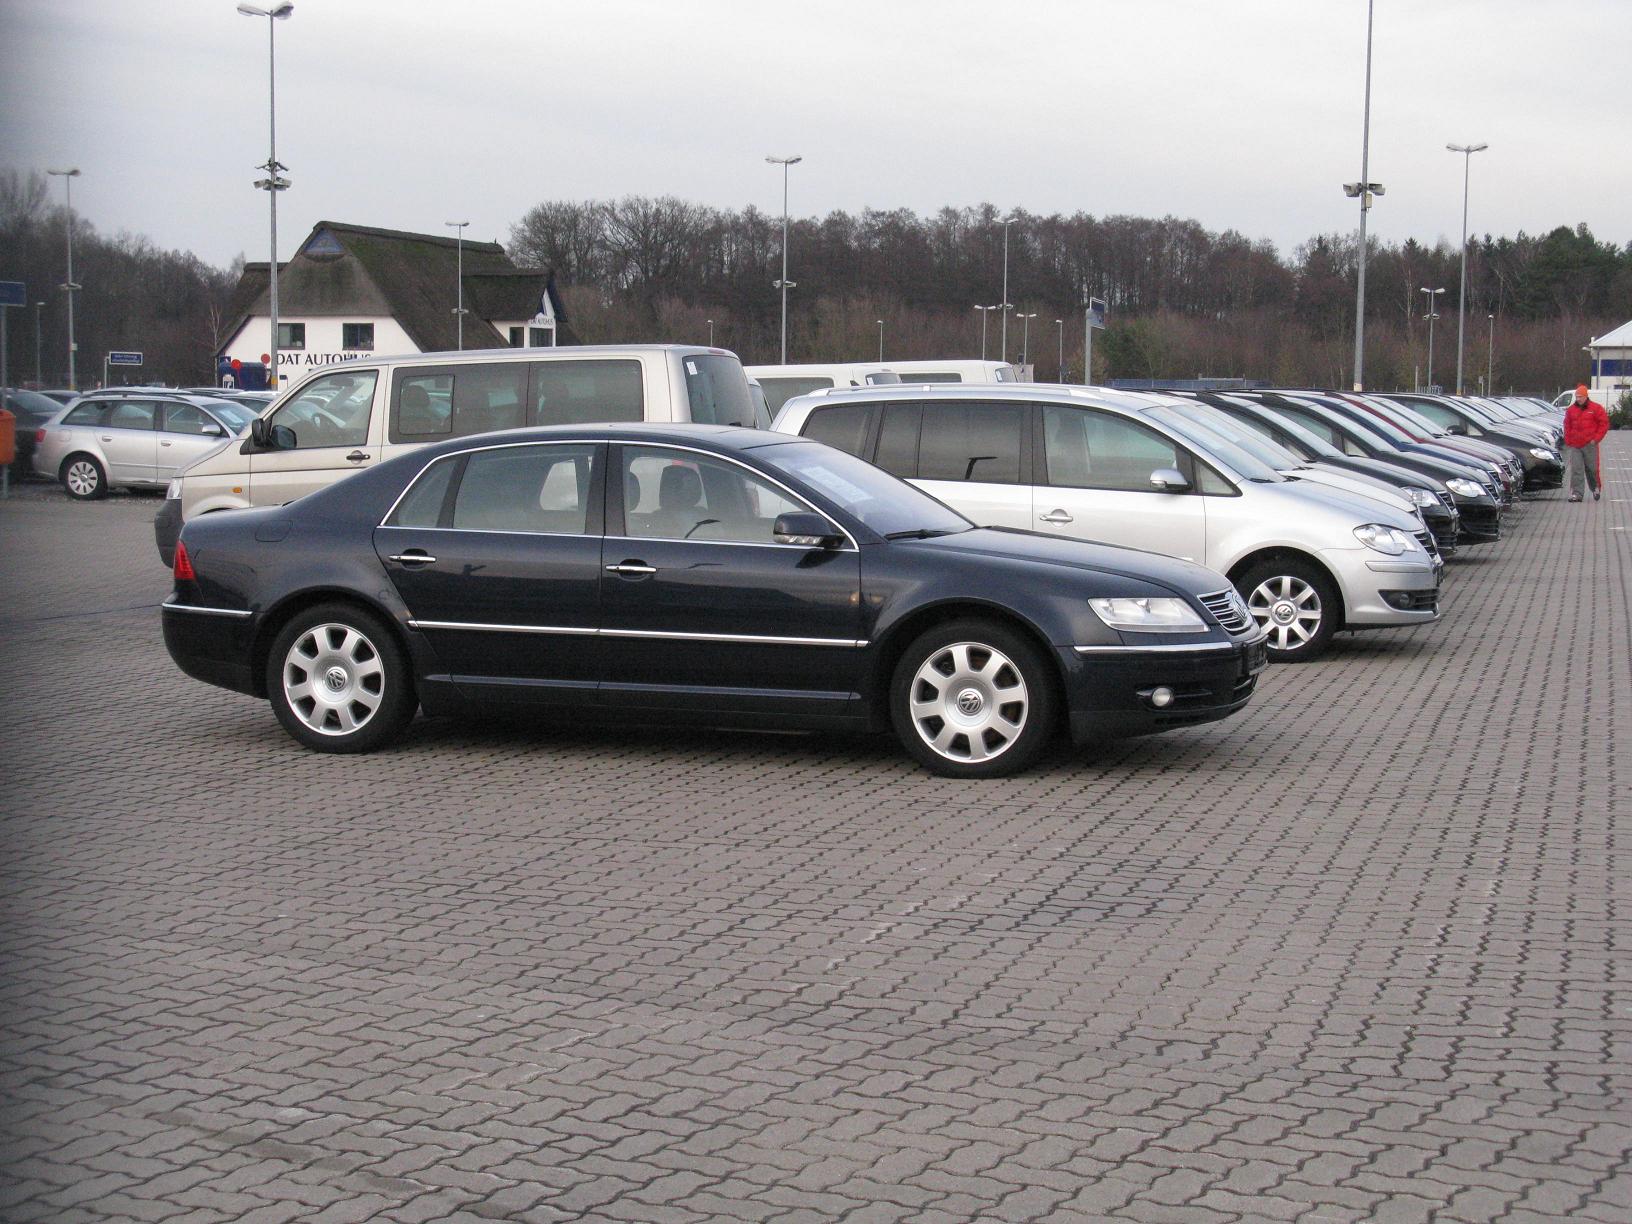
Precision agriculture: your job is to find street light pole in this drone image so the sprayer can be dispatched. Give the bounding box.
[1016,312,1037,368]
[1055,318,1064,382]
[46,168,81,390]
[238,3,294,390]
[1487,313,1495,394]
[1420,286,1446,390]
[1346,0,1382,391]
[1447,142,1488,394]
[973,305,999,361]
[877,319,884,362]
[34,301,45,386]
[999,216,1016,363]
[766,155,801,363]
[707,319,714,346]
[445,220,469,349]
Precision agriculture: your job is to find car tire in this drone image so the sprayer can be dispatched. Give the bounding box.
[889,618,1058,778]
[1236,557,1339,662]
[266,603,417,753]
[61,454,107,500]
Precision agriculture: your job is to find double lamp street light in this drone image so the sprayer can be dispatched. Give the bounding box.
[237,1,293,388]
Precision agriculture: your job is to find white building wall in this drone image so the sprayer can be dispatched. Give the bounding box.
[221,316,419,386]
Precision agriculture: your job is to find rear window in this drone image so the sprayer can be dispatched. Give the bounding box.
[759,376,835,413]
[683,354,757,427]
[800,404,874,458]
[915,403,1025,484]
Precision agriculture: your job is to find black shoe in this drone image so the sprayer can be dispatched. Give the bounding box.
[1594,491,1601,501]
[1568,496,1582,502]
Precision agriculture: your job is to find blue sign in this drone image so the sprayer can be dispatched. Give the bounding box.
[0,281,25,307]
[107,351,144,366]
[1087,296,1108,330]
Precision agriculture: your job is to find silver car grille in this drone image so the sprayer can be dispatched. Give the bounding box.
[1200,589,1252,635]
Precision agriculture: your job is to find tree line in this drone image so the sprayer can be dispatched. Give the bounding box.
[2,165,1625,393]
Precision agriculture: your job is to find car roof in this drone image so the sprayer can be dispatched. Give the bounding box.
[71,389,234,408]
[291,344,735,372]
[779,381,1186,414]
[404,421,785,462]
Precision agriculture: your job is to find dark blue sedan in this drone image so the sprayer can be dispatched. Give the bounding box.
[162,424,1267,776]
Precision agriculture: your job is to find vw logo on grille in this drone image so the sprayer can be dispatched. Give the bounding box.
[956,689,984,716]
[324,666,348,692]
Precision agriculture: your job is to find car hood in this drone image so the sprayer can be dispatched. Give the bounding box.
[892,527,1232,594]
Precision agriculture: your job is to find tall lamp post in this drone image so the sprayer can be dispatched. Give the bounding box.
[238,2,294,390]
[766,155,801,363]
[1054,318,1065,382]
[33,301,45,386]
[876,319,884,362]
[1345,0,1383,391]
[1015,312,1037,368]
[1486,313,1495,395]
[1420,286,1446,390]
[1447,141,1488,394]
[974,305,1000,360]
[445,220,469,349]
[46,168,81,390]
[706,319,714,346]
[999,215,1017,363]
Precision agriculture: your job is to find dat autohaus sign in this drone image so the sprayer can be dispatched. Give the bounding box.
[279,351,369,367]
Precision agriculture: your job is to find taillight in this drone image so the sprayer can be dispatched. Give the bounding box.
[35,428,46,444]
[173,540,196,582]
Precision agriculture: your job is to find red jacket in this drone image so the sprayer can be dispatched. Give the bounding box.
[1564,398,1609,448]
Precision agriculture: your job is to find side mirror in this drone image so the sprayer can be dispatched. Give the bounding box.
[249,417,269,447]
[269,424,297,450]
[773,511,844,548]
[203,423,226,438]
[1149,467,1190,493]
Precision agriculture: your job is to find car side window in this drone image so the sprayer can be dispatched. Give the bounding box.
[162,404,216,435]
[620,447,812,544]
[105,400,158,430]
[801,404,875,459]
[875,404,921,477]
[1042,406,1184,492]
[272,370,378,449]
[63,403,107,426]
[386,455,459,528]
[450,444,597,535]
[915,402,1024,484]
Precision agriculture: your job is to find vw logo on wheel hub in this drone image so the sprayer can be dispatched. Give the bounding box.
[1271,601,1296,625]
[324,666,349,693]
[955,688,985,716]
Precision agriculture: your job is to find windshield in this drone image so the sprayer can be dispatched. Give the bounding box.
[1282,397,1396,450]
[1318,396,1416,445]
[1144,405,1284,482]
[1166,402,1303,470]
[683,353,759,428]
[761,441,970,538]
[1368,399,1443,437]
[1220,399,1341,461]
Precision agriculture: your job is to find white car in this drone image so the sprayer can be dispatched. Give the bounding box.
[774,384,1441,661]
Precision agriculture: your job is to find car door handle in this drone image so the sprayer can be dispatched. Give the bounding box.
[388,551,437,567]
[346,450,371,463]
[605,562,657,576]
[160,440,173,446]
[1039,509,1074,524]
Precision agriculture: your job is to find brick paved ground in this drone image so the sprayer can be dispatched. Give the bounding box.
[1,441,1627,1223]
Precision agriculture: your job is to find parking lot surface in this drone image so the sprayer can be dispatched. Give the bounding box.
[2,442,1628,1224]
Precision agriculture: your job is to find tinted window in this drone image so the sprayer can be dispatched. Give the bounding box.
[105,401,158,430]
[392,364,529,440]
[767,442,969,539]
[875,404,920,477]
[273,370,378,449]
[1043,406,1183,491]
[529,359,643,426]
[683,354,755,427]
[759,376,834,412]
[387,456,458,528]
[63,403,106,426]
[801,404,874,458]
[916,403,1023,484]
[621,447,811,544]
[452,445,596,534]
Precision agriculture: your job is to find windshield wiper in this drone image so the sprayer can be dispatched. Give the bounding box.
[884,528,963,540]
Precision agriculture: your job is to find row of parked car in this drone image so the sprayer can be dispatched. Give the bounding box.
[149,344,1563,776]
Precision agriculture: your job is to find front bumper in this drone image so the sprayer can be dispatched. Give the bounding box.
[1326,548,1441,627]
[1454,499,1502,542]
[1061,634,1267,743]
[155,497,182,568]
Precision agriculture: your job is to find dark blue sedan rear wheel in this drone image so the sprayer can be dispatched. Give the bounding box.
[890,619,1057,778]
[267,603,418,753]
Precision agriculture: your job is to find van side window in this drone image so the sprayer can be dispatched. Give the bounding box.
[529,360,643,426]
[915,403,1024,484]
[801,404,875,459]
[875,404,920,477]
[758,376,834,413]
[272,370,378,449]
[391,364,528,441]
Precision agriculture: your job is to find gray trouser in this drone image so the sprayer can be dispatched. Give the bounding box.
[1564,442,1600,497]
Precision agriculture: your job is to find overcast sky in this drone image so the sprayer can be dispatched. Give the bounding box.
[3,0,1627,271]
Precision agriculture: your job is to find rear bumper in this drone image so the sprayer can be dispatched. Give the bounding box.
[1061,635,1266,743]
[162,600,260,696]
[154,497,182,568]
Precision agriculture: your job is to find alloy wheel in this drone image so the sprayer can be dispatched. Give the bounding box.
[65,460,101,497]
[1248,575,1323,652]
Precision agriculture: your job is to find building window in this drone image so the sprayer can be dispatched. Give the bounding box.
[343,323,374,351]
[508,327,525,348]
[529,326,554,347]
[278,322,306,350]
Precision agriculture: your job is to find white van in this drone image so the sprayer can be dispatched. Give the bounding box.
[746,359,1021,414]
[155,345,759,565]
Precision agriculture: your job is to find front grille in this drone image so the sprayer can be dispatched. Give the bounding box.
[1413,530,1439,560]
[1199,589,1252,635]
[1437,491,1457,513]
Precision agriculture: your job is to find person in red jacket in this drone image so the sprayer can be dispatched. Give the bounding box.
[1563,384,1609,502]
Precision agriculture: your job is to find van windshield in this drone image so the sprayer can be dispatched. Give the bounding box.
[684,354,760,428]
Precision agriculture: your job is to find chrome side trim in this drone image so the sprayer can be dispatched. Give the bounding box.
[161,602,255,619]
[407,619,867,649]
[1073,641,1235,655]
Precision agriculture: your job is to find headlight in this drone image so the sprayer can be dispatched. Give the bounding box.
[1353,523,1415,555]
[1404,487,1438,507]
[1445,478,1483,498]
[1089,597,1206,633]
[166,479,182,499]
[1529,447,1557,461]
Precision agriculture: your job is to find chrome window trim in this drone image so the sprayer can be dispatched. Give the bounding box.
[162,602,255,619]
[407,618,867,649]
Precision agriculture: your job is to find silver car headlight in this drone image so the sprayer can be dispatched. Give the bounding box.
[1445,478,1483,498]
[1353,523,1415,555]
[1404,487,1438,507]
[166,479,182,500]
[1089,597,1206,633]
[1529,447,1557,461]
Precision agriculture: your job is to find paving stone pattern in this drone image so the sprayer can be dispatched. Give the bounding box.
[1,441,1628,1223]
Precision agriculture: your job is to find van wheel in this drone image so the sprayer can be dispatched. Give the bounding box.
[1236,558,1338,662]
[267,603,417,753]
[889,619,1057,778]
[61,454,107,500]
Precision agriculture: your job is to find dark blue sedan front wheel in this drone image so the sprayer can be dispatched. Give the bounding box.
[890,619,1058,778]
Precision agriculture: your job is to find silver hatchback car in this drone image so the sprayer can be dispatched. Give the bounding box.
[34,391,259,500]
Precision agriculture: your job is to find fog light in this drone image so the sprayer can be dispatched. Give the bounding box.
[1150,686,1175,709]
